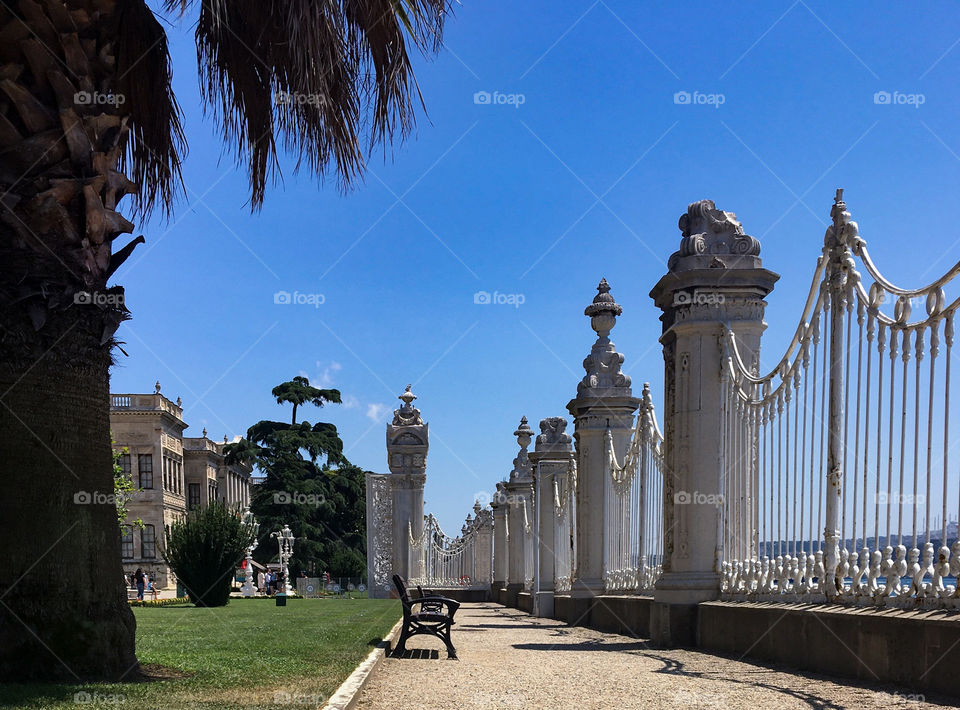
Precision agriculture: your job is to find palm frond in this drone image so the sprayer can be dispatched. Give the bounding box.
[114,0,186,219]
[169,0,449,209]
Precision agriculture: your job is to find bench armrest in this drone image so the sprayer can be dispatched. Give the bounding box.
[409,595,460,617]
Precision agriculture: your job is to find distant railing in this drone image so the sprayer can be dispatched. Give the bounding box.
[719,191,960,606]
[603,383,665,594]
[409,513,489,589]
[110,393,183,419]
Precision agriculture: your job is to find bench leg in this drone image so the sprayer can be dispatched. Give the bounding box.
[393,624,410,657]
[439,625,457,660]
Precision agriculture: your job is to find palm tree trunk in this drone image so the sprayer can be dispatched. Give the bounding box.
[0,344,137,680]
[0,0,140,680]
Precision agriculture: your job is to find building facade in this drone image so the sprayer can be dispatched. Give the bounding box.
[110,382,253,590]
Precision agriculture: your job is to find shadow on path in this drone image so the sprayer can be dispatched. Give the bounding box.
[644,652,941,710]
[512,641,650,653]
[390,649,440,660]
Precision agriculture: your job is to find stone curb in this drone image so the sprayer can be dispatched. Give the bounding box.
[323,618,403,710]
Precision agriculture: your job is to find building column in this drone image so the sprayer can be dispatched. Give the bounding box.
[503,417,534,608]
[567,280,640,600]
[649,199,778,645]
[386,386,429,582]
[529,417,574,618]
[491,483,509,599]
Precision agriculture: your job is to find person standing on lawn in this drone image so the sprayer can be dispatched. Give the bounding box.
[134,568,145,601]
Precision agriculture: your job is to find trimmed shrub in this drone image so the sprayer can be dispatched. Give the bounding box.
[162,503,255,607]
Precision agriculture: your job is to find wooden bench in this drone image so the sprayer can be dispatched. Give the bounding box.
[392,574,459,659]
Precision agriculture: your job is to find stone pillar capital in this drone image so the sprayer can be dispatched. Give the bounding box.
[529,416,574,466]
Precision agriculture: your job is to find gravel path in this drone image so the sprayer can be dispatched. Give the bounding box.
[355,603,957,709]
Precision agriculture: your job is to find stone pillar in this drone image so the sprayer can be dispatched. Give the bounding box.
[529,417,574,618]
[567,280,640,601]
[472,500,494,589]
[386,385,428,582]
[503,417,534,608]
[649,200,778,645]
[491,482,509,599]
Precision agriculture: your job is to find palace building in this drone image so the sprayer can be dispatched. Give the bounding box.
[110,382,253,590]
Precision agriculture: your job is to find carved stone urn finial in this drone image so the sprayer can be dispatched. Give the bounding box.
[510,417,534,482]
[473,499,482,515]
[584,278,622,342]
[392,384,423,426]
[577,279,632,397]
[202,427,207,438]
[155,380,161,394]
[176,397,182,407]
[399,384,416,406]
[514,416,533,450]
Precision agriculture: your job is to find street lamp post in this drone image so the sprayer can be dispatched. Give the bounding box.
[241,508,259,597]
[271,524,296,595]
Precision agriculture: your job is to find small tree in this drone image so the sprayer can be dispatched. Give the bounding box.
[163,503,255,607]
[112,442,142,529]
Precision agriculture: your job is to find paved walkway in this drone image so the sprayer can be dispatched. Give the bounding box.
[356,603,956,709]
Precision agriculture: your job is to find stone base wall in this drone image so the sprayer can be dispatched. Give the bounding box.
[428,588,491,602]
[516,592,533,614]
[698,601,960,698]
[551,594,652,637]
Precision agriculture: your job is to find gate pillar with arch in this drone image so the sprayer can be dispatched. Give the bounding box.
[388,385,428,583]
[649,200,778,645]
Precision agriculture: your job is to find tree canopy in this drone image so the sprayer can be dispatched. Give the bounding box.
[225,376,367,577]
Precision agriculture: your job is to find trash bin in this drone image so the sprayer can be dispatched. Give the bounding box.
[275,593,287,607]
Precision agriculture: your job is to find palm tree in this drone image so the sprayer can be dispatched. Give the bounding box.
[272,375,341,424]
[0,0,449,681]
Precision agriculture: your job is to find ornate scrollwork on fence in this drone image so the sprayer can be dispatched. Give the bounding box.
[602,383,665,594]
[365,473,394,598]
[719,190,960,608]
[409,513,489,589]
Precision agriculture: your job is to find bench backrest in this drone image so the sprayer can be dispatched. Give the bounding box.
[392,574,411,602]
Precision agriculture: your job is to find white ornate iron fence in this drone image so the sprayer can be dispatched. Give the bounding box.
[523,498,535,591]
[554,458,576,593]
[603,383,665,593]
[409,513,488,589]
[719,190,960,607]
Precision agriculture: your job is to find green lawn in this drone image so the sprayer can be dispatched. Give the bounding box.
[0,598,400,709]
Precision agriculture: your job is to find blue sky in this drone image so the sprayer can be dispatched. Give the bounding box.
[111,1,960,533]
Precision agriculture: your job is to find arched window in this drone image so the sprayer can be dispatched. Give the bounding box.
[120,526,134,559]
[142,524,156,559]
